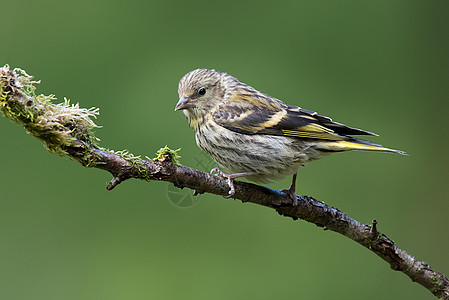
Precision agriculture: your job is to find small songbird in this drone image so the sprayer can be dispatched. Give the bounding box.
[175,69,404,200]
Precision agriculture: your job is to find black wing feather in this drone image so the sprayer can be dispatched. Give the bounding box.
[212,90,377,140]
[289,106,377,136]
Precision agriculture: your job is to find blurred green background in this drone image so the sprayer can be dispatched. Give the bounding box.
[1,0,448,299]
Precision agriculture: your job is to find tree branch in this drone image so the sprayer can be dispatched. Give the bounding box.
[1,65,448,299]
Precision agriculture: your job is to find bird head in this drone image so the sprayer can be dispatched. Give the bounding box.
[176,69,236,119]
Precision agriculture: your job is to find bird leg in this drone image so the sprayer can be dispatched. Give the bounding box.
[281,172,298,206]
[210,168,256,198]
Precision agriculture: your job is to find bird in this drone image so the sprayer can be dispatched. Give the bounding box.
[175,68,405,200]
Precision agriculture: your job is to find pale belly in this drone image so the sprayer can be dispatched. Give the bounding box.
[194,122,327,183]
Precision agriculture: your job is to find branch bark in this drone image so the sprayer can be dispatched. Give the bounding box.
[1,65,448,299]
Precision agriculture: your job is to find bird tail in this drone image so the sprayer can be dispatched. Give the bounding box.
[320,138,406,155]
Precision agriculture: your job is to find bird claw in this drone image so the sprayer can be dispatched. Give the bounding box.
[281,172,298,206]
[210,167,224,176]
[210,168,236,197]
[210,168,256,198]
[281,188,298,206]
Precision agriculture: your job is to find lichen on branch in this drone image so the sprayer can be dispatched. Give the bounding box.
[0,64,178,184]
[0,65,100,155]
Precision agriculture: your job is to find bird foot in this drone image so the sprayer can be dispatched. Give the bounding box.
[210,168,256,198]
[281,187,298,206]
[281,172,298,206]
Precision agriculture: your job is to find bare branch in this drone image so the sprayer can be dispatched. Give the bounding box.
[1,65,448,299]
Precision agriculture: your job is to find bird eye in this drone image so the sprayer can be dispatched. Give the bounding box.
[198,87,206,96]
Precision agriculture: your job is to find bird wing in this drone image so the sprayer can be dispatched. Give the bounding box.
[211,90,377,141]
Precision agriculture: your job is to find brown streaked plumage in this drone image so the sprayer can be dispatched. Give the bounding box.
[176,69,405,199]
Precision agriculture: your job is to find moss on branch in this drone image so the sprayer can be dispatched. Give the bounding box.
[0,64,177,171]
[0,65,99,155]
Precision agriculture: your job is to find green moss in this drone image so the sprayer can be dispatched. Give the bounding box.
[105,148,141,161]
[152,146,181,164]
[1,65,181,181]
[0,65,100,156]
[80,147,103,168]
[430,275,442,294]
[113,150,151,180]
[101,148,152,181]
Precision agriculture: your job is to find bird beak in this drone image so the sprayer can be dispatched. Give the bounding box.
[175,96,194,111]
